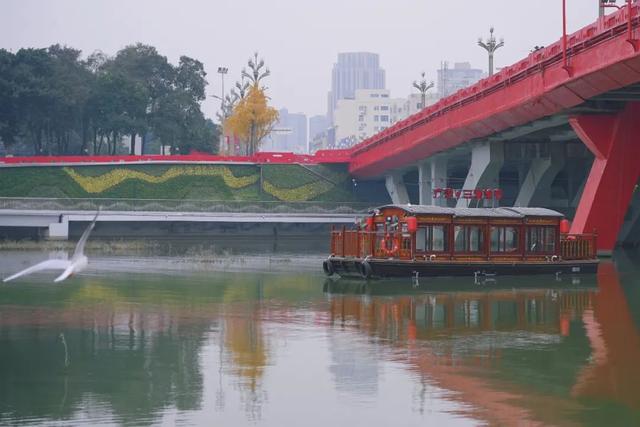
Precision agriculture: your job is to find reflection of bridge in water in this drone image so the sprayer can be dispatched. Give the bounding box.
[0,259,639,424]
[324,262,640,425]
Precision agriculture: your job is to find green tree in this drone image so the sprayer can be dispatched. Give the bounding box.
[11,48,55,154]
[0,43,218,157]
[47,45,93,155]
[88,72,147,155]
[107,44,172,154]
[0,49,18,148]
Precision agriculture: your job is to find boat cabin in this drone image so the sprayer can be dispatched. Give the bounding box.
[330,205,597,262]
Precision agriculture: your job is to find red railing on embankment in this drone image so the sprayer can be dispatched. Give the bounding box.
[0,149,353,167]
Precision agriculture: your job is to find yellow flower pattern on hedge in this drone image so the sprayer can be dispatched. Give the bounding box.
[63,166,259,193]
[262,180,333,202]
[63,165,340,201]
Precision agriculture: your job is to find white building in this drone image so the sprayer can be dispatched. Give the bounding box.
[403,92,440,117]
[333,89,405,148]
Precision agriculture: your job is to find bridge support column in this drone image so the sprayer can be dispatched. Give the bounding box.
[570,102,640,255]
[418,161,432,205]
[431,157,448,206]
[457,142,503,208]
[385,173,410,205]
[515,144,565,206]
[618,189,640,245]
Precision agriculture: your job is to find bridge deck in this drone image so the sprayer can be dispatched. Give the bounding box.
[349,5,640,177]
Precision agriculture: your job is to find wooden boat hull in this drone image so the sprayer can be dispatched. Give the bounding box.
[324,257,599,279]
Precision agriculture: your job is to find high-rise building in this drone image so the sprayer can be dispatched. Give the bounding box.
[262,108,308,153]
[437,62,484,98]
[327,52,386,124]
[309,115,329,143]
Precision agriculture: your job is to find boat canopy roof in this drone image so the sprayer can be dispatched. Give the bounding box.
[373,205,564,219]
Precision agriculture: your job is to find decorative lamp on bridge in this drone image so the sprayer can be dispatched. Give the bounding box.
[477,27,504,76]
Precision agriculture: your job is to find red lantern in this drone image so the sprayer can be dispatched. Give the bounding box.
[366,216,375,231]
[560,219,571,234]
[406,216,418,233]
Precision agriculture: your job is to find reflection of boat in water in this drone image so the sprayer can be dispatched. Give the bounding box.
[323,259,640,425]
[324,205,599,279]
[324,274,597,296]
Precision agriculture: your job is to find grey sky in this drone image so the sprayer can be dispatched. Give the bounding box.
[1,0,597,120]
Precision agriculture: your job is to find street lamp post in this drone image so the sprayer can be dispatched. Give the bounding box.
[478,27,504,76]
[217,66,228,113]
[412,72,435,110]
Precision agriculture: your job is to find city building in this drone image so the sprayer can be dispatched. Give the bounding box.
[437,62,484,98]
[309,128,334,154]
[333,89,405,148]
[309,115,329,144]
[327,52,386,124]
[261,108,308,153]
[404,92,440,117]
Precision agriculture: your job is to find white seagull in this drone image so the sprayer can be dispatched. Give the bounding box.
[3,209,100,283]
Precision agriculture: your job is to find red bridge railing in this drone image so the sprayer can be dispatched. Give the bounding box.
[351,4,640,158]
[0,149,353,166]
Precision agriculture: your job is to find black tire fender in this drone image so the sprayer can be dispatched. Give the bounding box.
[360,259,373,279]
[323,259,335,276]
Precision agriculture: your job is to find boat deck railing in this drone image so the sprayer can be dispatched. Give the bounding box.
[560,233,597,260]
[330,228,598,261]
[330,229,413,259]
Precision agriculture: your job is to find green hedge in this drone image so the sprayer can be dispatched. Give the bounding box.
[0,163,358,202]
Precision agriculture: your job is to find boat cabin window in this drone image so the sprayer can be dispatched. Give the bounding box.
[490,226,519,253]
[454,225,484,253]
[526,226,556,253]
[416,225,448,252]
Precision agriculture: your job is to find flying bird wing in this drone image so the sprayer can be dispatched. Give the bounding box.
[3,259,72,283]
[73,208,100,259]
[54,264,76,283]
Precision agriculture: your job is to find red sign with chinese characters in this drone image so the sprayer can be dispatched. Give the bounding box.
[433,188,503,200]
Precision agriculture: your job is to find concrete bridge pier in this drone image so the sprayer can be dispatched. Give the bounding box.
[570,102,640,255]
[618,190,640,246]
[417,156,449,206]
[431,156,449,206]
[418,161,432,205]
[385,173,410,205]
[456,142,504,208]
[515,143,565,207]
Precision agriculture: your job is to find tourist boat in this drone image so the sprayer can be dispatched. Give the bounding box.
[323,205,599,279]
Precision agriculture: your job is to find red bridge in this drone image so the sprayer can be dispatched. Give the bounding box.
[346,4,640,254]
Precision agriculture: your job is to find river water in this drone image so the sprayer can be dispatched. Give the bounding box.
[0,243,639,426]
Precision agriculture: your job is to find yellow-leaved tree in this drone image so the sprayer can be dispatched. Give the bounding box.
[223,53,279,155]
[225,85,278,155]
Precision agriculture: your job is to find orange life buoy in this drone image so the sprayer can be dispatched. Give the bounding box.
[382,233,400,257]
